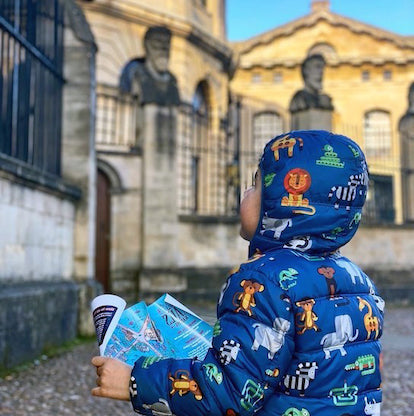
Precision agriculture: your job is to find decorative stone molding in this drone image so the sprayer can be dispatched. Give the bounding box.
[97,159,125,194]
[65,0,97,49]
[234,8,414,55]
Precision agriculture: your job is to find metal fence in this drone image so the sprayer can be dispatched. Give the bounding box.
[0,0,64,175]
[93,87,406,224]
[335,123,402,225]
[177,103,239,216]
[95,84,140,148]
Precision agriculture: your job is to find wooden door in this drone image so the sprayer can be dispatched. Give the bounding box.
[95,170,111,292]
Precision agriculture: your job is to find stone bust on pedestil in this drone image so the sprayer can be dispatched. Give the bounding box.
[398,82,414,137]
[289,54,334,113]
[120,26,180,106]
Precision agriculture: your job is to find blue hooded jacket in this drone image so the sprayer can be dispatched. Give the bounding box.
[130,130,384,416]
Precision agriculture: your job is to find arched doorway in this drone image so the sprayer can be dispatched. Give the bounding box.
[95,169,111,292]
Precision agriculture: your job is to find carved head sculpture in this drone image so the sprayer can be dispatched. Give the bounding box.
[301,54,326,93]
[144,26,172,74]
[408,82,414,110]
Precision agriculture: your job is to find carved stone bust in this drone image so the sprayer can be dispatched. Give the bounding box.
[289,54,334,113]
[398,82,414,137]
[120,26,180,106]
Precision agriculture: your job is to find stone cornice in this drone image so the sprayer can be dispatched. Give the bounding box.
[233,9,414,55]
[79,2,233,68]
[240,56,414,70]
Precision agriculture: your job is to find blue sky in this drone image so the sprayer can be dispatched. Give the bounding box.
[226,0,414,41]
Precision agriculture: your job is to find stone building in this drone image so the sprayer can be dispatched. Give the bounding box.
[78,0,244,304]
[230,0,414,294]
[0,0,98,368]
[1,0,414,370]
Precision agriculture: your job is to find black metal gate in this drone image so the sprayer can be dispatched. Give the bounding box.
[0,0,64,175]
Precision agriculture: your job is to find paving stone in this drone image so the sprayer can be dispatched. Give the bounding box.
[0,307,412,415]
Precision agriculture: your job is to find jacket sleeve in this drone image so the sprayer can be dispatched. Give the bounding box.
[130,267,295,416]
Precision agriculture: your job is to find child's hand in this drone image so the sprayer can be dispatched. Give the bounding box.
[91,356,132,401]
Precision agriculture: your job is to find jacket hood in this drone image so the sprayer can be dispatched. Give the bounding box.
[249,130,368,256]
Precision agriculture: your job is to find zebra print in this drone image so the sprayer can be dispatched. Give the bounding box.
[283,361,318,395]
[328,175,361,210]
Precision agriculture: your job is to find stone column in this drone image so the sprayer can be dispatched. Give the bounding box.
[139,105,186,298]
[398,108,414,223]
[61,2,100,335]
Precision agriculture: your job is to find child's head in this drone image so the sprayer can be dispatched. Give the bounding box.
[240,130,369,256]
[240,169,262,241]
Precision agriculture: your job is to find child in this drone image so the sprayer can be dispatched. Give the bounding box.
[92,130,384,416]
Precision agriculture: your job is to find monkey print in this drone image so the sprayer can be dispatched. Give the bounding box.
[295,298,320,334]
[317,266,337,299]
[234,280,265,316]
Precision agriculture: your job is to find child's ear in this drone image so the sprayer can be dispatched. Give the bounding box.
[240,280,246,287]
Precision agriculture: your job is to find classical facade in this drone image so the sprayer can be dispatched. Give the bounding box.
[1,0,414,370]
[78,0,243,303]
[231,0,414,226]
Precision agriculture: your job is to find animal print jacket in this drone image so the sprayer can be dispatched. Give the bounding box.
[130,130,384,416]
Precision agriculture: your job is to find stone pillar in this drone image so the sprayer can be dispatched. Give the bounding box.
[139,105,186,298]
[398,88,414,223]
[290,108,333,131]
[61,2,100,335]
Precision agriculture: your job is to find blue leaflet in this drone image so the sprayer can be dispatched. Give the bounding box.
[104,294,213,365]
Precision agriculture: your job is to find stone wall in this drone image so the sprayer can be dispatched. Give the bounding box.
[342,225,414,303]
[177,218,248,269]
[0,0,98,370]
[142,220,414,306]
[0,178,76,281]
[0,178,80,370]
[0,281,78,370]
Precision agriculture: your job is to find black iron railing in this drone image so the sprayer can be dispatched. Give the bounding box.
[177,103,239,216]
[0,0,64,176]
[95,85,140,148]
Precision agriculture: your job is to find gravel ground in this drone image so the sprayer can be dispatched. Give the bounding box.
[0,307,412,416]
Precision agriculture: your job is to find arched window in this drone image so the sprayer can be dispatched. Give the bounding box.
[253,112,283,157]
[193,83,209,118]
[363,110,392,158]
[0,0,64,175]
[178,82,210,214]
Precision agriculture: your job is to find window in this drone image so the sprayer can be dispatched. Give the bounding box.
[253,112,283,158]
[192,83,208,117]
[178,82,211,214]
[362,70,370,81]
[242,111,283,191]
[0,0,64,176]
[273,72,283,84]
[252,73,261,83]
[363,110,392,158]
[383,70,392,81]
[364,175,395,223]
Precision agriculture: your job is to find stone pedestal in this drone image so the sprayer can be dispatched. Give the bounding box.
[139,105,186,298]
[290,108,333,131]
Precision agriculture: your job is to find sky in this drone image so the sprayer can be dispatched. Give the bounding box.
[226,0,414,41]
